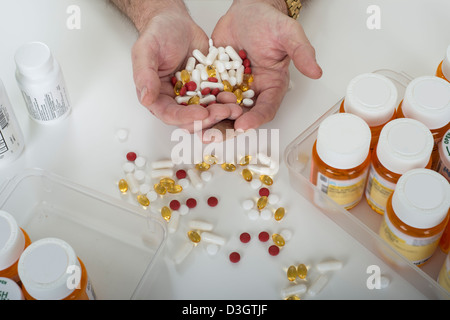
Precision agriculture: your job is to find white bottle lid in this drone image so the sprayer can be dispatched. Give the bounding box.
[14,42,55,79]
[0,210,25,271]
[0,277,25,300]
[316,113,371,169]
[392,169,450,229]
[18,238,81,300]
[401,76,450,130]
[376,118,434,174]
[442,45,450,80]
[344,73,398,126]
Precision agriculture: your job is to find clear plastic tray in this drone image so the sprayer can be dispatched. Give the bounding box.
[0,168,167,300]
[284,69,450,299]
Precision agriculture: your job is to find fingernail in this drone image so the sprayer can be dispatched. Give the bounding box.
[139,86,148,103]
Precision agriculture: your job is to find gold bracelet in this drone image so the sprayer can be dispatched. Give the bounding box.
[285,0,302,19]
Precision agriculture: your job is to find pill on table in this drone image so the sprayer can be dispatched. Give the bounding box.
[242,199,254,210]
[207,196,218,207]
[247,209,259,220]
[168,211,180,234]
[297,263,308,279]
[250,179,262,189]
[151,160,174,169]
[281,283,307,300]
[239,232,251,243]
[125,173,139,194]
[308,274,329,296]
[186,198,197,209]
[150,169,174,179]
[134,170,146,183]
[258,231,270,242]
[178,178,190,189]
[206,243,219,256]
[260,209,272,220]
[122,162,135,174]
[188,220,214,231]
[268,245,280,256]
[176,169,187,179]
[229,252,241,263]
[139,183,150,195]
[118,179,128,193]
[169,199,181,211]
[287,265,298,281]
[187,169,203,189]
[268,194,280,205]
[259,187,270,197]
[187,230,202,243]
[316,259,343,273]
[280,229,292,241]
[134,156,146,169]
[116,128,128,142]
[178,204,189,216]
[200,171,212,182]
[201,232,226,246]
[146,190,158,202]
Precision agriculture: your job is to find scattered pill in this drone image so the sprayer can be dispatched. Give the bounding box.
[167,184,183,194]
[297,264,308,280]
[241,168,253,182]
[247,209,259,220]
[268,245,280,256]
[161,206,172,222]
[118,179,128,193]
[186,198,197,209]
[287,265,298,282]
[259,175,273,186]
[229,252,241,263]
[187,230,202,243]
[207,196,218,207]
[279,229,292,241]
[260,209,272,220]
[258,231,270,242]
[126,152,137,162]
[281,283,307,300]
[154,183,167,195]
[206,243,219,256]
[134,170,146,183]
[174,242,194,265]
[178,204,189,216]
[242,199,254,210]
[169,199,181,211]
[150,169,174,179]
[316,259,343,273]
[250,179,262,189]
[151,160,174,169]
[256,196,268,210]
[137,194,150,207]
[200,171,212,182]
[259,187,270,197]
[178,178,190,189]
[116,128,128,142]
[134,156,146,169]
[187,168,203,189]
[146,190,158,202]
[268,194,280,205]
[122,162,135,174]
[168,211,180,234]
[240,232,251,243]
[195,162,211,171]
[272,233,285,247]
[274,207,285,221]
[221,163,236,172]
[139,183,150,195]
[201,232,226,246]
[308,274,329,296]
[125,173,139,194]
[188,220,214,231]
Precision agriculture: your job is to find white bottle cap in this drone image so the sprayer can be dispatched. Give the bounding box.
[15,42,55,79]
[376,118,434,174]
[442,45,450,80]
[0,210,25,271]
[392,169,450,229]
[0,277,25,300]
[401,76,450,130]
[316,113,371,169]
[18,238,81,300]
[344,73,398,126]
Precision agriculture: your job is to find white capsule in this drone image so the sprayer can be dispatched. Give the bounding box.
[178,178,190,189]
[191,69,201,88]
[247,209,259,220]
[175,95,191,104]
[134,156,146,169]
[168,211,180,234]
[223,61,232,70]
[280,229,292,241]
[257,152,272,166]
[187,168,203,189]
[231,60,242,70]
[236,65,244,85]
[209,38,214,47]
[308,274,329,296]
[146,190,158,202]
[200,171,212,182]
[225,46,243,63]
[248,164,274,176]
[242,89,255,99]
[200,82,224,90]
[205,243,219,256]
[206,47,219,65]
[178,204,189,216]
[175,71,182,81]
[125,173,140,194]
[268,194,280,205]
[151,160,174,169]
[122,162,135,174]
[199,95,216,106]
[242,199,254,210]
[281,283,307,299]
[139,183,151,195]
[214,60,225,73]
[185,56,196,72]
[186,91,197,96]
[188,220,214,231]
[250,179,262,189]
[193,49,208,65]
[174,241,195,264]
[316,259,343,273]
[220,71,229,81]
[150,168,174,179]
[201,232,226,246]
[228,76,237,87]
[218,53,229,61]
[242,98,254,107]
[228,69,236,77]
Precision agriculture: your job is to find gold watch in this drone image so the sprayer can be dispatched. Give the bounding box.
[285,0,302,19]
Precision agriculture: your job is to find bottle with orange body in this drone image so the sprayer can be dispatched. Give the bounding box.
[379,169,450,266]
[436,45,450,83]
[438,253,450,292]
[339,73,398,150]
[365,118,434,214]
[396,76,450,170]
[0,210,32,283]
[310,113,372,210]
[18,238,96,300]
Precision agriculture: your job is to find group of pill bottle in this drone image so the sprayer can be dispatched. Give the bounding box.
[0,210,95,300]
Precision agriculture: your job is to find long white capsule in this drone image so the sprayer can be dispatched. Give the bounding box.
[150,168,174,178]
[236,65,244,85]
[188,220,214,231]
[242,89,255,99]
[125,173,140,194]
[200,82,224,90]
[151,160,174,169]
[248,164,275,176]
[308,274,329,296]
[168,211,180,234]
[242,98,254,107]
[175,96,191,104]
[185,56,196,72]
[201,232,226,246]
[225,46,243,63]
[280,283,307,299]
[193,49,208,65]
[220,71,229,81]
[174,242,195,264]
[187,168,203,189]
[214,60,225,73]
[231,60,242,70]
[206,47,219,65]
[191,69,200,88]
[199,95,216,105]
[316,259,343,273]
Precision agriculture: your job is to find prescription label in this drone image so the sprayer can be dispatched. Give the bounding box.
[379,215,442,266]
[0,103,22,161]
[316,169,368,210]
[365,165,396,214]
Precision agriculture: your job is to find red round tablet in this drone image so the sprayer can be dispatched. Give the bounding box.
[207,196,218,207]
[259,187,270,197]
[126,152,137,162]
[258,231,270,242]
[239,232,251,243]
[176,169,187,179]
[229,252,241,263]
[186,198,197,208]
[268,245,280,256]
[169,200,180,211]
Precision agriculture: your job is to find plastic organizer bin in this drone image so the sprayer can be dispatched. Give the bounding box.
[284,69,450,299]
[0,168,167,300]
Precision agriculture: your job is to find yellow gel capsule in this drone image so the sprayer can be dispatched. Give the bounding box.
[167,184,183,194]
[204,154,218,165]
[274,207,285,221]
[272,233,285,247]
[137,194,150,207]
[239,81,250,92]
[188,230,201,243]
[244,73,254,84]
[206,65,216,77]
[256,196,268,210]
[222,80,232,92]
[195,162,211,171]
[221,163,236,172]
[242,168,253,182]
[259,175,273,186]
[174,80,183,96]
[159,178,175,188]
[287,265,298,282]
[118,179,128,193]
[233,88,243,104]
[286,296,301,300]
[154,183,167,195]
[161,206,172,222]
[180,69,190,84]
[188,95,200,105]
[297,264,308,280]
[239,155,251,166]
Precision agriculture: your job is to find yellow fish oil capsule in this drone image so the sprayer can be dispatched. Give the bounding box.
[137,194,150,207]
[244,73,254,84]
[161,206,172,222]
[286,295,301,300]
[159,177,175,188]
[180,69,190,84]
[239,155,251,166]
[274,207,285,221]
[259,175,273,186]
[173,80,183,96]
[118,179,128,193]
[272,233,285,247]
[256,196,268,210]
[167,184,183,194]
[240,81,250,92]
[195,162,211,171]
[221,163,236,172]
[297,264,307,280]
[204,154,218,165]
[206,65,216,77]
[188,230,201,243]
[188,95,200,105]
[241,168,253,182]
[222,80,232,92]
[233,88,243,104]
[287,265,298,282]
[154,183,167,195]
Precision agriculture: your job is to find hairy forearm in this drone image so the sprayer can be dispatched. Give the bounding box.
[110,0,188,32]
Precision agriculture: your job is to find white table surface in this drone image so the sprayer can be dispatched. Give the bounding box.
[0,0,449,300]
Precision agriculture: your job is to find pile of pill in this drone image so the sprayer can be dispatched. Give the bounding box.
[171,39,255,108]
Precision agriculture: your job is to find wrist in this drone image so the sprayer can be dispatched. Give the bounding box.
[232,0,288,15]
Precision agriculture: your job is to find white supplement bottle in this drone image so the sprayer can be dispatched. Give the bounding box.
[0,79,25,165]
[15,42,71,123]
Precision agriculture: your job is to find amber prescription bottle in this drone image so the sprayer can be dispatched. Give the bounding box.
[0,210,32,282]
[436,45,450,83]
[438,253,450,292]
[18,238,96,300]
[379,169,450,266]
[396,76,450,170]
[436,128,450,183]
[340,73,398,150]
[0,277,24,300]
[365,118,434,215]
[311,113,372,210]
